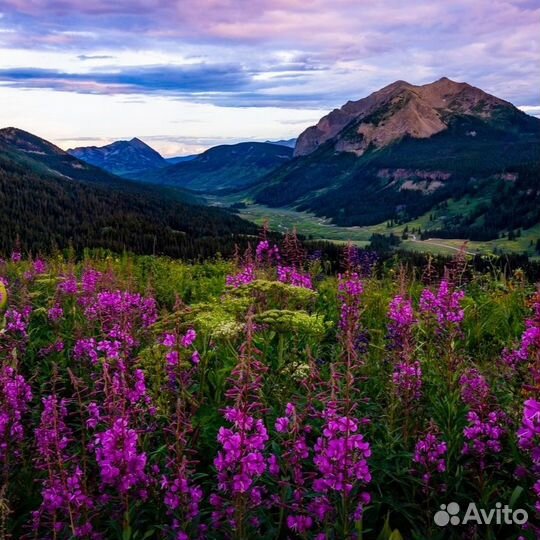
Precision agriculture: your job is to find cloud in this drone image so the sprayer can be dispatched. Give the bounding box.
[0,0,538,130]
[78,54,114,60]
[0,62,348,107]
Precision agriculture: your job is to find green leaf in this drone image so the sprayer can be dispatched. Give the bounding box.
[509,485,524,508]
[376,515,393,540]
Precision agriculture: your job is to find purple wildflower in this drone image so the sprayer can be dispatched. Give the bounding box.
[419,280,465,331]
[47,304,64,322]
[413,428,447,490]
[392,361,423,402]
[94,417,148,495]
[0,366,32,461]
[277,265,313,289]
[226,264,256,288]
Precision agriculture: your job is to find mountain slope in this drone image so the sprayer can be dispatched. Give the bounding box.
[135,142,293,192]
[254,78,540,240]
[68,137,166,175]
[0,127,129,186]
[0,128,259,257]
[265,138,297,148]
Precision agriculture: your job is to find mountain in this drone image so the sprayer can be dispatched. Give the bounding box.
[265,138,297,148]
[255,78,540,240]
[0,127,259,257]
[134,142,293,192]
[0,127,128,186]
[68,137,166,175]
[165,154,198,165]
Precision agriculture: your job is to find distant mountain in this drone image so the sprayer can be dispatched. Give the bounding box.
[0,127,134,187]
[255,78,540,241]
[0,127,259,257]
[134,142,293,192]
[165,155,198,165]
[265,138,297,148]
[68,137,166,175]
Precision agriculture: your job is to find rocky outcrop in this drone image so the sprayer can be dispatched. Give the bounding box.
[294,77,510,157]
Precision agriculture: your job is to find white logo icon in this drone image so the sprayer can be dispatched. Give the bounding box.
[434,502,461,526]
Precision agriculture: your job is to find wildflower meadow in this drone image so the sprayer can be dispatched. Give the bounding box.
[0,238,538,539]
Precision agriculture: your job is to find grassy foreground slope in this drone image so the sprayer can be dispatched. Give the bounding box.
[1,247,538,539]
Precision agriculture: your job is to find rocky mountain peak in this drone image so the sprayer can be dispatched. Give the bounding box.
[294,77,513,157]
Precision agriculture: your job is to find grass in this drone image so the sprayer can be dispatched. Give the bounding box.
[208,194,540,259]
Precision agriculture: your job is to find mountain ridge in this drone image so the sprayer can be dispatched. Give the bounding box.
[132,141,293,192]
[0,127,260,257]
[253,78,540,241]
[68,137,166,175]
[294,77,513,157]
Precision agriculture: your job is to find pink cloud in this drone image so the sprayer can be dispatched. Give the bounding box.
[0,0,538,109]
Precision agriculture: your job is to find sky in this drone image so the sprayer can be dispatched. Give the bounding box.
[0,1,539,156]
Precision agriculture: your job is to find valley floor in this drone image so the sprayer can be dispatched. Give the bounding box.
[208,196,540,259]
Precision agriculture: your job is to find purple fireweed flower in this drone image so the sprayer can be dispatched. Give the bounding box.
[35,396,71,465]
[287,515,313,534]
[162,333,176,347]
[271,401,314,530]
[211,324,269,533]
[275,417,290,433]
[256,240,280,265]
[86,402,101,430]
[181,328,197,348]
[166,350,180,367]
[214,408,269,495]
[0,366,32,461]
[388,295,415,332]
[226,264,256,288]
[308,496,333,522]
[96,339,123,360]
[392,361,423,402]
[313,413,371,496]
[343,245,378,277]
[285,402,296,417]
[85,290,158,332]
[517,399,540,453]
[312,412,372,532]
[501,292,540,392]
[73,338,98,364]
[419,280,465,331]
[10,251,22,263]
[94,417,148,495]
[413,429,447,489]
[460,369,491,414]
[47,304,64,322]
[462,410,507,470]
[33,395,94,536]
[277,265,313,289]
[81,268,102,294]
[517,399,540,512]
[33,259,47,274]
[57,274,78,296]
[5,307,31,337]
[338,272,364,337]
[162,474,203,517]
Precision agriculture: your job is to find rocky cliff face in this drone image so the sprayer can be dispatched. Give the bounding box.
[294,77,510,157]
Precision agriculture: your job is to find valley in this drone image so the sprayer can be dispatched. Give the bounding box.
[2,78,539,260]
[208,194,540,258]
